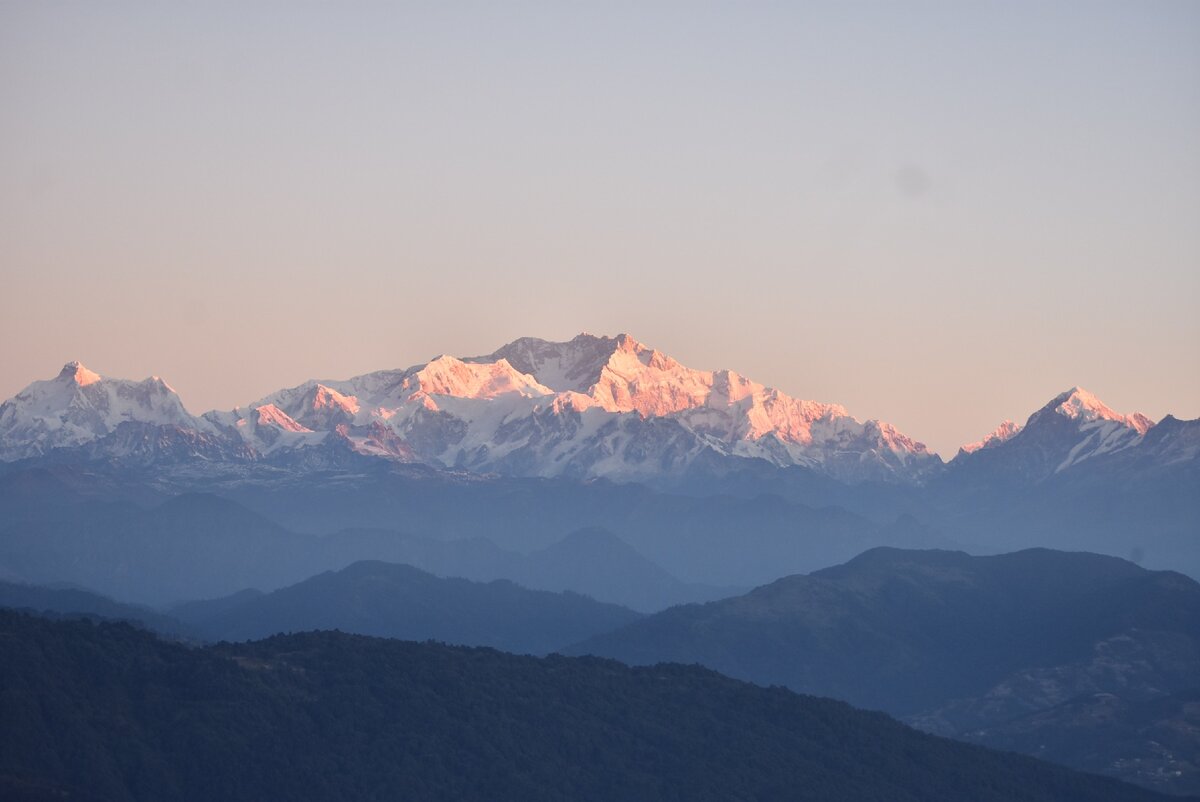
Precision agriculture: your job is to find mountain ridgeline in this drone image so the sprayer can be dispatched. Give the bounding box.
[170,560,639,654]
[0,609,1181,802]
[0,561,642,657]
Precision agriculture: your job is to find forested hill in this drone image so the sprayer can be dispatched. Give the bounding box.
[0,610,1183,802]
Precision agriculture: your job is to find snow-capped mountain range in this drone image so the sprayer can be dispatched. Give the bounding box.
[0,334,1191,486]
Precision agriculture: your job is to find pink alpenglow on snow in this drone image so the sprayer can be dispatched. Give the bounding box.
[0,344,1179,487]
[1051,387,1154,435]
[960,420,1023,454]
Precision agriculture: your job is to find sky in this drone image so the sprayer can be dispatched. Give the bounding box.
[1,1,1197,456]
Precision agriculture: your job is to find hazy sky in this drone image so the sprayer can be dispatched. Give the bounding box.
[2,1,1197,456]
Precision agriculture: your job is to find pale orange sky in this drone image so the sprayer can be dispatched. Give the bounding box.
[1,2,1198,456]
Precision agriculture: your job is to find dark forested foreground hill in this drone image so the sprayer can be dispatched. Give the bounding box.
[0,611,1183,802]
[567,547,1200,795]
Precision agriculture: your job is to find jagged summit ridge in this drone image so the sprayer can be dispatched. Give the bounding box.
[480,333,630,395]
[476,333,934,479]
[1,338,939,482]
[217,333,939,482]
[2,343,1187,487]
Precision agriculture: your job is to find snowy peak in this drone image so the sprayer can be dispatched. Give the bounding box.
[0,362,201,460]
[477,333,937,480]
[252,404,311,433]
[203,403,324,455]
[490,332,840,420]
[254,381,362,431]
[951,387,1160,479]
[58,360,102,387]
[484,332,725,415]
[1031,388,1153,472]
[960,420,1022,454]
[294,383,361,428]
[482,333,630,394]
[590,340,710,416]
[310,384,359,416]
[1040,387,1153,434]
[481,332,688,399]
[407,355,553,402]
